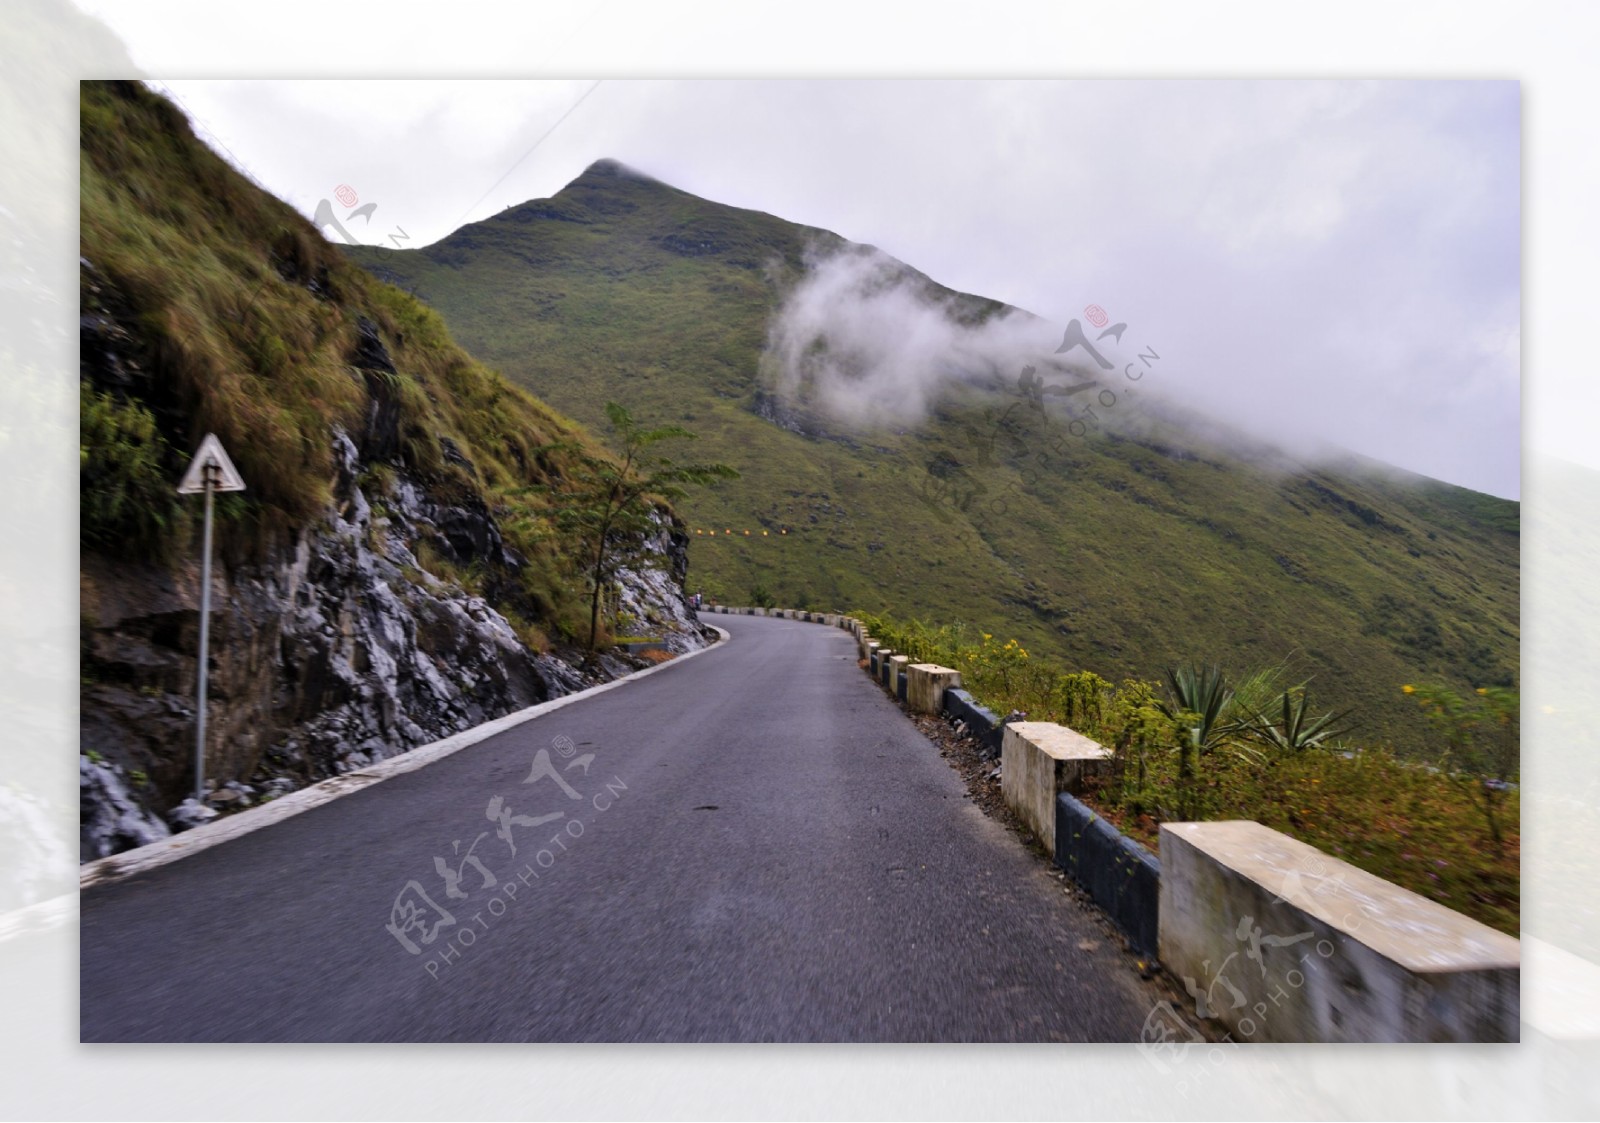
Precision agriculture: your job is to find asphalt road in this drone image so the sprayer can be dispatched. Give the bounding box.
[80,614,1158,1041]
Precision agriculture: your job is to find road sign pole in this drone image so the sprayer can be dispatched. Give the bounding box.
[195,465,215,802]
[177,435,246,808]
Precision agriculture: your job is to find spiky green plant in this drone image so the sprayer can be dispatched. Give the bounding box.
[1244,688,1355,753]
[1159,664,1242,754]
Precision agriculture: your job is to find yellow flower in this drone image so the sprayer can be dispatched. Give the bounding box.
[1476,687,1488,695]
[1401,684,1415,694]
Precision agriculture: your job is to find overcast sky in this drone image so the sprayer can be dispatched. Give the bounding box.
[150,78,1522,498]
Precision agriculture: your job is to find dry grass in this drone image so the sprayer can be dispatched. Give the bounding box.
[79,80,630,642]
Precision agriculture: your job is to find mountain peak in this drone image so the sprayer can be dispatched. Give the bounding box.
[570,157,664,189]
[579,157,649,180]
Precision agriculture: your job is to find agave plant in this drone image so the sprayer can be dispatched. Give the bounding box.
[1158,664,1244,754]
[1245,688,1354,752]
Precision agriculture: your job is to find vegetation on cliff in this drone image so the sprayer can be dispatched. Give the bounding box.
[80,80,654,644]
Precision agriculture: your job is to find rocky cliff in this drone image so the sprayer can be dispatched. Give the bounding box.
[77,82,712,862]
[79,425,705,861]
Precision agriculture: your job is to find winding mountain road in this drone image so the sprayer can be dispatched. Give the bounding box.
[80,614,1157,1041]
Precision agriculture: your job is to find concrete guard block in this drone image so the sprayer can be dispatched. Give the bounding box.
[999,721,1111,847]
[1158,820,1520,1042]
[906,664,962,715]
[887,655,910,697]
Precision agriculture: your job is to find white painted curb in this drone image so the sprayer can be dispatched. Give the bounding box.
[71,624,732,895]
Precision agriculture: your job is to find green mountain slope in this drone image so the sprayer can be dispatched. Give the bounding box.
[347,159,1519,755]
[79,86,714,838]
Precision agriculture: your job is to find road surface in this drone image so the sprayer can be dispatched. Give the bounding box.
[80,614,1158,1041]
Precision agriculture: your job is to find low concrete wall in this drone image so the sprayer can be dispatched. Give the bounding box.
[942,689,1004,756]
[906,664,962,715]
[1055,792,1160,956]
[1158,820,1520,1042]
[617,639,667,655]
[1000,721,1112,849]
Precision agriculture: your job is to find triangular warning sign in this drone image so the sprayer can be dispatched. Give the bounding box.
[177,433,247,494]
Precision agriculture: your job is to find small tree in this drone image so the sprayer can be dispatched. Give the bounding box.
[1404,683,1519,854]
[554,402,738,655]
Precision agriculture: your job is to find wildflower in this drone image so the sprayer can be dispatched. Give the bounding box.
[1476,687,1488,695]
[1401,685,1415,694]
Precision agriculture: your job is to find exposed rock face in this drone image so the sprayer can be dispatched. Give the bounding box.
[79,431,705,862]
[614,514,703,654]
[78,755,172,861]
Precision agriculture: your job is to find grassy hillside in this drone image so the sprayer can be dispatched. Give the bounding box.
[80,81,620,643]
[347,159,1519,755]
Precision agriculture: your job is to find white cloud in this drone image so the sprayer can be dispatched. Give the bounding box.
[151,77,1521,496]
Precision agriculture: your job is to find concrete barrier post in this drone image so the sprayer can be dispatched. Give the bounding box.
[1000,722,1112,848]
[906,664,962,715]
[888,655,910,700]
[1158,820,1520,1042]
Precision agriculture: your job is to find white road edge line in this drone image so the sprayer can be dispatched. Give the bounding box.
[63,623,733,899]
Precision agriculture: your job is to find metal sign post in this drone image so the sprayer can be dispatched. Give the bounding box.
[178,434,246,804]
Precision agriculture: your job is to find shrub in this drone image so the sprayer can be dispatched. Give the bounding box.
[858,609,1519,935]
[80,383,184,559]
